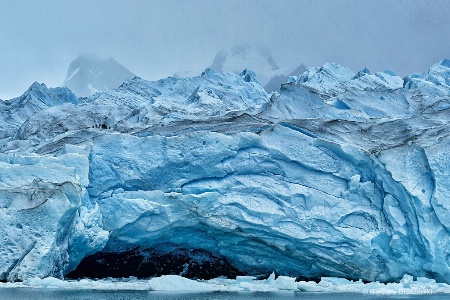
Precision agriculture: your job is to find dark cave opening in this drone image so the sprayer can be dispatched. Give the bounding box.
[66,248,243,280]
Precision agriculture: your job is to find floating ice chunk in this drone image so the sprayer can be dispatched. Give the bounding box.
[400,274,414,288]
[272,276,297,290]
[1,274,449,294]
[266,272,276,283]
[148,275,216,291]
[235,276,257,283]
[22,276,150,290]
[23,277,73,289]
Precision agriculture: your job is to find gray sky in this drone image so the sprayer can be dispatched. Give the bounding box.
[0,0,449,99]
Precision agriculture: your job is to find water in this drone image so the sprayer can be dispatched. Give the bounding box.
[0,290,448,300]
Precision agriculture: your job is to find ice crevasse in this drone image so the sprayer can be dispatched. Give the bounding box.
[0,63,450,284]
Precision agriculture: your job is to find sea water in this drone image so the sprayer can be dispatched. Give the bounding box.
[0,290,448,300]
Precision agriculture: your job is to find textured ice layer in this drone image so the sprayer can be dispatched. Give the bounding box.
[0,150,106,281]
[1,60,450,284]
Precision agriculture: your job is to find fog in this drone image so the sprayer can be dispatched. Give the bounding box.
[0,0,449,99]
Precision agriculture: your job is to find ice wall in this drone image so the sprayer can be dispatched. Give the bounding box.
[1,60,450,283]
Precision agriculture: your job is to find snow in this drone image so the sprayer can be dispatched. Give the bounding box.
[1,60,450,287]
[293,62,355,96]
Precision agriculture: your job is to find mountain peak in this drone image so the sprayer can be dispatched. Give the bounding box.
[210,46,279,83]
[23,82,52,102]
[27,81,48,92]
[63,54,135,97]
[209,46,306,93]
[239,68,261,84]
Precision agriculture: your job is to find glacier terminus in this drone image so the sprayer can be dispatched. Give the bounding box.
[1,60,450,285]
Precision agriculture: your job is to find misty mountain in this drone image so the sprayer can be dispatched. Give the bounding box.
[263,63,308,92]
[63,53,135,97]
[209,45,307,92]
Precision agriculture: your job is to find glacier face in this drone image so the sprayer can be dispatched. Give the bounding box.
[1,61,450,283]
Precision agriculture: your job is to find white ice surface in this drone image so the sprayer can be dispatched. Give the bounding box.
[0,274,447,295]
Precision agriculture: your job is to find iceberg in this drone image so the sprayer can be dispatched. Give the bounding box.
[1,60,450,287]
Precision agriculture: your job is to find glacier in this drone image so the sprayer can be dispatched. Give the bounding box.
[1,60,450,286]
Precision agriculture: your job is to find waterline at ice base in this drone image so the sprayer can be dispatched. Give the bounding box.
[1,60,450,293]
[0,273,446,295]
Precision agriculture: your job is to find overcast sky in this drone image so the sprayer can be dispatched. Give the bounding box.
[0,0,449,99]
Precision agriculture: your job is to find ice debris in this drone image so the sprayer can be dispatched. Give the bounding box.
[0,274,445,295]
